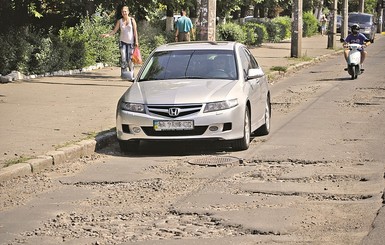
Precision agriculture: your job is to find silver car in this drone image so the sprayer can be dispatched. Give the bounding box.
[348,12,376,43]
[116,41,271,152]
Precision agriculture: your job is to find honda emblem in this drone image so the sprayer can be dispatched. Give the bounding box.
[168,108,180,116]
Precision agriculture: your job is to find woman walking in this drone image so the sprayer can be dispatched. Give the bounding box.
[101,5,139,80]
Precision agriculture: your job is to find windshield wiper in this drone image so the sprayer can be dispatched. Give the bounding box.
[183,76,205,79]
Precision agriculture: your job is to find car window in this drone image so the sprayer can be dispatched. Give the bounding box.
[238,46,259,78]
[244,47,259,69]
[139,50,237,81]
[349,14,372,24]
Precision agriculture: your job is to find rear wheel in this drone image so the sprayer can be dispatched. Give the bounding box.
[231,107,251,151]
[255,95,271,136]
[118,140,139,153]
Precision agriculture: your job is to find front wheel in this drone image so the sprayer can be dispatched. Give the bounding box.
[231,107,251,151]
[350,65,356,80]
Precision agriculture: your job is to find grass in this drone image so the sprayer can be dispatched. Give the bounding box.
[53,128,115,150]
[270,66,288,73]
[54,131,99,150]
[288,56,313,62]
[3,156,33,168]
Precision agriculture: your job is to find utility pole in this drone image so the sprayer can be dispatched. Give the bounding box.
[197,0,216,41]
[341,0,349,39]
[291,0,302,58]
[359,0,365,12]
[377,0,383,33]
[327,0,338,49]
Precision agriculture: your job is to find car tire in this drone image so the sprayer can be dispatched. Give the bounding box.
[231,107,251,151]
[118,140,139,153]
[255,95,271,136]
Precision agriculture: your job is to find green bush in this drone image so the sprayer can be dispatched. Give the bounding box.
[264,20,284,43]
[0,28,36,75]
[242,22,267,46]
[58,27,87,70]
[48,34,72,72]
[28,36,53,75]
[303,12,319,37]
[0,31,19,75]
[136,21,169,63]
[272,16,291,40]
[77,9,120,67]
[216,22,246,43]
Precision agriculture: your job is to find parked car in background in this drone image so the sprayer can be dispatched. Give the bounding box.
[116,41,271,152]
[348,12,376,42]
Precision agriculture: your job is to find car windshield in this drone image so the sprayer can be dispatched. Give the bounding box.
[138,50,237,81]
[349,14,371,24]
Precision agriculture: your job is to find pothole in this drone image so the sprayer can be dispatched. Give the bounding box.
[354,102,381,106]
[188,156,242,167]
[249,191,373,201]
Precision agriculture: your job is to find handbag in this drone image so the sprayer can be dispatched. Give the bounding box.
[132,46,142,65]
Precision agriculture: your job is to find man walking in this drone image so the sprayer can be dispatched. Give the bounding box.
[175,10,193,42]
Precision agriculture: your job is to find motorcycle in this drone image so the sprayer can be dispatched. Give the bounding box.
[343,42,365,80]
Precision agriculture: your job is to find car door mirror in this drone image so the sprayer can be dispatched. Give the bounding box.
[247,67,265,80]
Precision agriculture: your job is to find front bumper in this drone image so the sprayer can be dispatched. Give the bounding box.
[116,105,245,142]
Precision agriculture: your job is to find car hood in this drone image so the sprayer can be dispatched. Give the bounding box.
[122,79,238,104]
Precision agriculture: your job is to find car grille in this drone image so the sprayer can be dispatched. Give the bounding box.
[147,104,202,118]
[142,126,208,136]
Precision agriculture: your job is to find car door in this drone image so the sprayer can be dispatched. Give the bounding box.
[238,46,265,127]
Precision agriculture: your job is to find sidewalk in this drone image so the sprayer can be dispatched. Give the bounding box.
[0,35,342,180]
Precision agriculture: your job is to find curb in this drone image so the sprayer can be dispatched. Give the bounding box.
[0,130,116,182]
[268,49,343,84]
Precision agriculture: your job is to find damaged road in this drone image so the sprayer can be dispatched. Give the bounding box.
[1,39,385,245]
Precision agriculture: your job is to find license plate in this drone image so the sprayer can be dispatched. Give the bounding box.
[154,120,194,131]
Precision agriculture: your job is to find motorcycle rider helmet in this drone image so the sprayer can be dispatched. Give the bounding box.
[351,24,360,34]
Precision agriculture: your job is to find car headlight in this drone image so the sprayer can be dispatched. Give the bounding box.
[120,102,145,113]
[203,99,238,113]
[363,27,371,33]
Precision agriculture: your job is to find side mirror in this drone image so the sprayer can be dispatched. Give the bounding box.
[247,67,265,80]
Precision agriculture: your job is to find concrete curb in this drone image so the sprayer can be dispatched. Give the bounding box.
[268,50,343,84]
[0,63,108,84]
[0,130,116,182]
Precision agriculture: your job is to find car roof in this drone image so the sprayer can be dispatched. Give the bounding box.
[154,41,239,52]
[349,12,373,17]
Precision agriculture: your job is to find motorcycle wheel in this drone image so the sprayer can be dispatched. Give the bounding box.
[350,66,356,80]
[355,65,360,79]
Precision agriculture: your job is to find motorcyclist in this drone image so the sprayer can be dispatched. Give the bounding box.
[342,24,371,71]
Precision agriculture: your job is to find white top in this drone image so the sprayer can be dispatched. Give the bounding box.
[119,18,134,44]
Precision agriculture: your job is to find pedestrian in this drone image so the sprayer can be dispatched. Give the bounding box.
[101,5,139,80]
[175,10,193,42]
[320,15,328,36]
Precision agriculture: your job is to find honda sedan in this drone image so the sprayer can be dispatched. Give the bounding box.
[116,41,271,152]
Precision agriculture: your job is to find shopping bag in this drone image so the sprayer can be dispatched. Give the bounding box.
[132,46,142,65]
